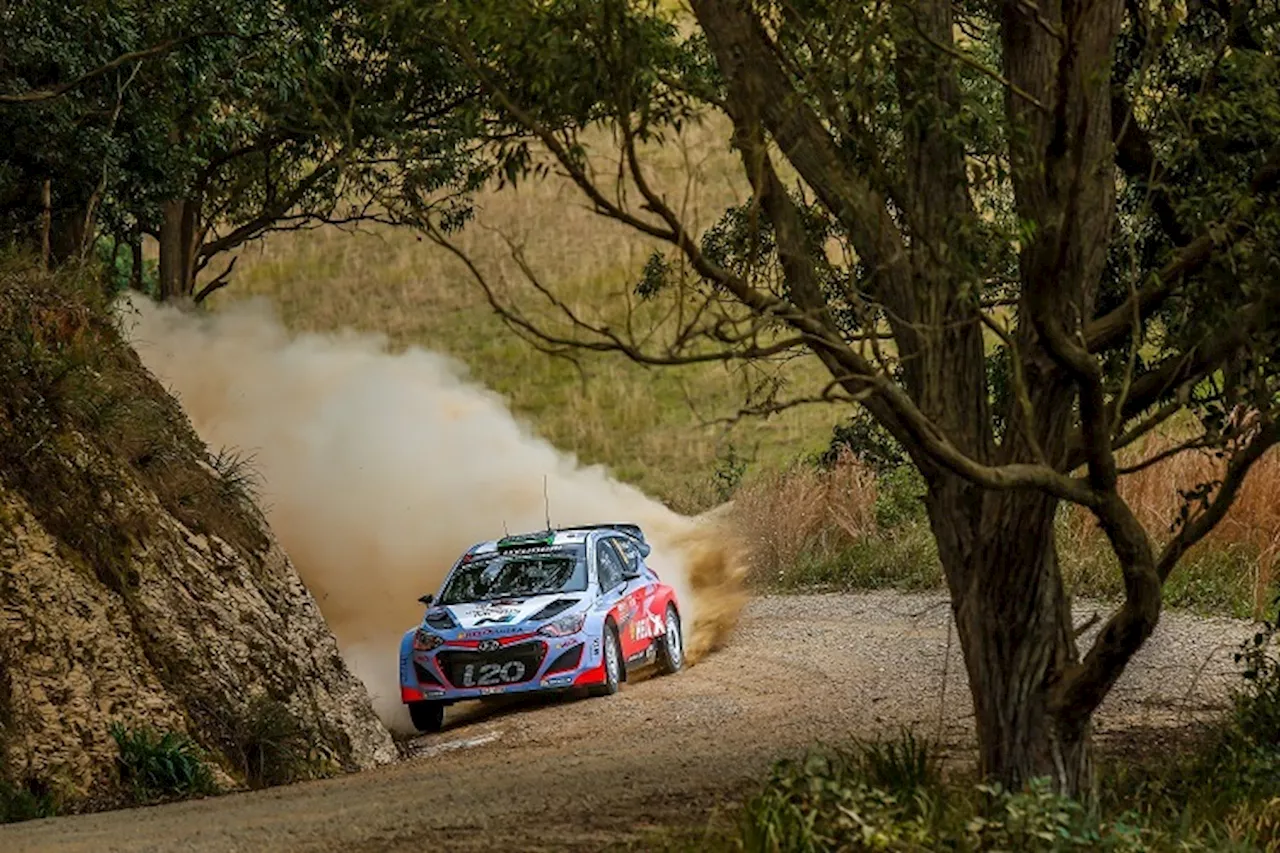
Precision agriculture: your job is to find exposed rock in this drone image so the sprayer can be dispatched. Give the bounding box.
[0,260,395,807]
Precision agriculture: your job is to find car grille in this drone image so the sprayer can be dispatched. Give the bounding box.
[437,642,546,688]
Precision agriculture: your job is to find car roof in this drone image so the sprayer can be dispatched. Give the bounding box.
[466,525,639,556]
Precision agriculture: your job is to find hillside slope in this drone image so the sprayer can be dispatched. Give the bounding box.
[0,258,395,811]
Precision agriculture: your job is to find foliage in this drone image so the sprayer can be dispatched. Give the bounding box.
[713,442,750,501]
[856,729,942,802]
[219,696,333,788]
[94,236,157,298]
[740,748,935,852]
[0,780,58,824]
[0,0,482,295]
[1228,594,1280,775]
[209,447,262,507]
[819,410,908,476]
[109,723,216,802]
[739,732,1161,851]
[737,721,1280,852]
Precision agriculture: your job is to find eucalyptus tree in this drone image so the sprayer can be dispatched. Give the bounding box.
[390,0,1280,794]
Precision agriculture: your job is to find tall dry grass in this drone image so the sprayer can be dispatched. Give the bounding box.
[729,452,942,591]
[1063,437,1280,616]
[731,451,878,583]
[732,439,1279,614]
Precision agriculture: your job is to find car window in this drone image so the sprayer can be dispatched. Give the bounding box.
[597,539,625,592]
[611,538,639,575]
[438,545,587,604]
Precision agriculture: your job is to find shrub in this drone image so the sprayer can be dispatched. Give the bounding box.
[0,779,57,824]
[224,696,331,788]
[712,442,750,502]
[857,729,942,800]
[871,466,927,530]
[1233,602,1280,747]
[109,723,216,802]
[740,751,933,852]
[819,410,907,475]
[741,732,944,852]
[965,779,1153,851]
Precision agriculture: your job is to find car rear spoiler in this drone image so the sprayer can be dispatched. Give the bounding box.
[564,522,646,544]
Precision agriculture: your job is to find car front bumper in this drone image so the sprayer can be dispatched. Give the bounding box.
[400,631,606,704]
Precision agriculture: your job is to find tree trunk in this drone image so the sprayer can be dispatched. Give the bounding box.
[39,179,52,270]
[157,199,197,300]
[129,232,144,293]
[930,479,1094,797]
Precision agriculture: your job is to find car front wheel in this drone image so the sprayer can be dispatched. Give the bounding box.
[408,700,444,733]
[589,624,622,697]
[655,604,683,675]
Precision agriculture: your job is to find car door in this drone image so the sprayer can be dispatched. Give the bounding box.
[607,537,658,661]
[595,536,631,641]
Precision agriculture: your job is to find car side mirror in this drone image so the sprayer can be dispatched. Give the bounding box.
[418,593,435,606]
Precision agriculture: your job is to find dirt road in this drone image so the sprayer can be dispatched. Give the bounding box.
[1,593,1254,853]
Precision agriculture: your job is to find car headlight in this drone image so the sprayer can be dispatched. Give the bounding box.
[538,612,586,637]
[413,629,444,651]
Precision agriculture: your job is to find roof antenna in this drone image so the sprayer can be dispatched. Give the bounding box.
[502,519,509,537]
[543,475,552,532]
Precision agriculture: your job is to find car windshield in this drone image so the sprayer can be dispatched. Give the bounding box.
[438,545,587,604]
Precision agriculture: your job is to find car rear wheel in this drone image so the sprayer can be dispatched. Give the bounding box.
[655,604,683,675]
[408,700,445,733]
[589,624,622,697]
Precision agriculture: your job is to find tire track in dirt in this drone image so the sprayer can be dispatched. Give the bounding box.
[0,593,1253,853]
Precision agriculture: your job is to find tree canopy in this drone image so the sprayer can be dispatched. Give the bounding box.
[386,0,1280,794]
[0,0,482,298]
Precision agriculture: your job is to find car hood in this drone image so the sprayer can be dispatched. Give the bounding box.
[442,593,585,630]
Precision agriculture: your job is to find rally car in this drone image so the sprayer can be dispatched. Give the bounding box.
[398,524,684,732]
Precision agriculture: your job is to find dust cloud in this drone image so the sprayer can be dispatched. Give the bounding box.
[123,298,747,730]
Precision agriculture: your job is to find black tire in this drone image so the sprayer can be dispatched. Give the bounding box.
[655,604,684,675]
[589,624,623,697]
[408,700,444,733]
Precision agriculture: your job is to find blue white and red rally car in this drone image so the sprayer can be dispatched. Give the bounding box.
[399,524,684,732]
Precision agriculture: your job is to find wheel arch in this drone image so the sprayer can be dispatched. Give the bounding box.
[602,615,626,682]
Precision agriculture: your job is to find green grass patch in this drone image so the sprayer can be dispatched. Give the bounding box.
[0,780,57,824]
[110,723,217,803]
[225,696,334,788]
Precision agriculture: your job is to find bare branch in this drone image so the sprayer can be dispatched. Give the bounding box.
[424,223,806,367]
[193,256,238,303]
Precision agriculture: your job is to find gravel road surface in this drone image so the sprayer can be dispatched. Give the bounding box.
[1,593,1254,853]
